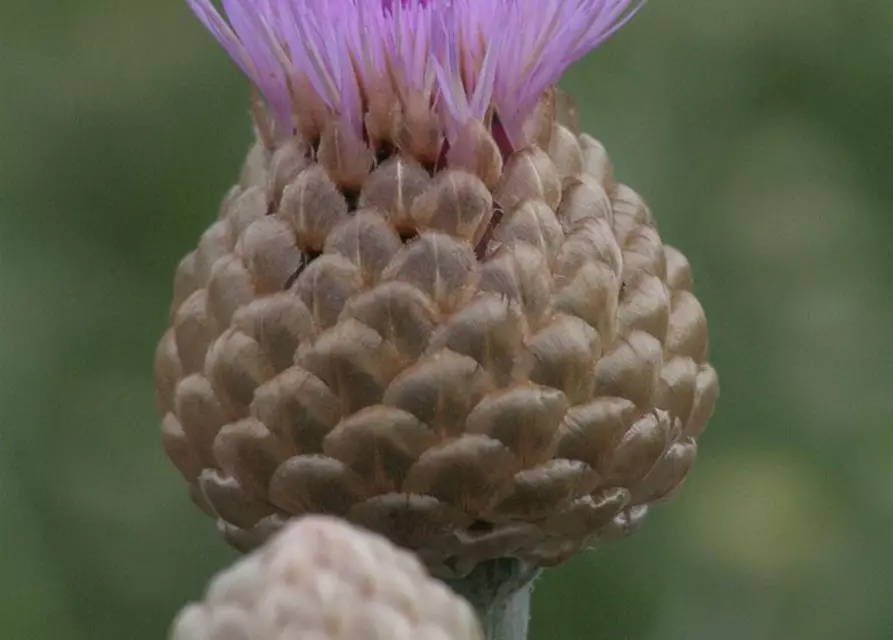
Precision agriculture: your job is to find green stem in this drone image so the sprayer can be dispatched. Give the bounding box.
[480,579,534,639]
[441,559,540,640]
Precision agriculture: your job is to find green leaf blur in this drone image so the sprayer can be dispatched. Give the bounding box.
[0,2,889,639]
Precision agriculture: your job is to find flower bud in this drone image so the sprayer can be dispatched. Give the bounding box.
[170,516,482,640]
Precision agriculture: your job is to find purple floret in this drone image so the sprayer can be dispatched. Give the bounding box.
[186,0,642,145]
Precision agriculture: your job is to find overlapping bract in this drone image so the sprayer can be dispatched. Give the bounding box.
[156,117,718,576]
[187,0,641,144]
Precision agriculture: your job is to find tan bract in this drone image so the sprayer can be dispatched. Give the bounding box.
[155,102,718,577]
[170,515,482,640]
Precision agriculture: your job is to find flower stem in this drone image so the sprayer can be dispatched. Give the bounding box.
[480,579,534,640]
[441,558,540,640]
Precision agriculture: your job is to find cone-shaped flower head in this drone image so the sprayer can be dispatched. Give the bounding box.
[170,516,482,639]
[157,0,718,577]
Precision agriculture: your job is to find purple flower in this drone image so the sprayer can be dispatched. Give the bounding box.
[187,0,641,148]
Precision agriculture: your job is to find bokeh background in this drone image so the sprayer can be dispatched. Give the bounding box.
[1,2,890,639]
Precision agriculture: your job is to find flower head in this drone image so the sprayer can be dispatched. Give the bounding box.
[187,0,641,148]
[158,0,718,579]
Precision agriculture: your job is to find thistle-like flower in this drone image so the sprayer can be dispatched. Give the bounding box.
[156,0,718,579]
[170,515,482,639]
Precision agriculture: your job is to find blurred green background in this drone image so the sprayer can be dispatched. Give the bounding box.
[1,2,890,639]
